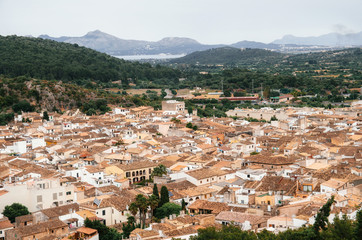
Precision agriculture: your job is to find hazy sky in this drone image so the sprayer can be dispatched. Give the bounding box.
[0,0,361,44]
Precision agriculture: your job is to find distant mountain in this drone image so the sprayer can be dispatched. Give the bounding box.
[39,30,223,55]
[273,32,362,46]
[40,30,148,55]
[230,40,281,50]
[170,47,284,65]
[38,30,361,56]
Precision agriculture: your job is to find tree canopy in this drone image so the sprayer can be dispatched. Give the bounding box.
[2,203,30,223]
[0,35,181,84]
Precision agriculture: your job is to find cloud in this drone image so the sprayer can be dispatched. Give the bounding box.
[333,24,355,34]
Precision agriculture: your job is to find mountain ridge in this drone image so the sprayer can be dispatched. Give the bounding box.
[273,31,362,46]
[170,46,284,65]
[39,30,221,55]
[38,30,362,56]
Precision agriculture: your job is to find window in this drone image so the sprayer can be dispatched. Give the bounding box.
[303,185,313,192]
[53,193,57,200]
[37,195,42,203]
[66,191,72,195]
[59,192,63,197]
[102,210,106,216]
[126,172,130,178]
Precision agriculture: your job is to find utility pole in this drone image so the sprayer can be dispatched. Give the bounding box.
[261,83,263,100]
[252,79,254,95]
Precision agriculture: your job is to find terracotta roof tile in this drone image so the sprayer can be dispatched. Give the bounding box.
[0,219,13,230]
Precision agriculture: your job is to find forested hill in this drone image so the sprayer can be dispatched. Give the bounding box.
[170,46,362,73]
[0,35,181,83]
[170,47,284,65]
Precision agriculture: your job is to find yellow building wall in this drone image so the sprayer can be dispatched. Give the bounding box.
[255,194,275,206]
[105,166,125,178]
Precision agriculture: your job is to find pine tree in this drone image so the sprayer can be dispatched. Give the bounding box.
[42,111,49,121]
[354,210,362,240]
[160,186,170,207]
[153,184,159,199]
[181,199,186,210]
[313,196,335,237]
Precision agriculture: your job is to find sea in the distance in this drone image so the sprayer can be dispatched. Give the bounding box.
[115,54,185,60]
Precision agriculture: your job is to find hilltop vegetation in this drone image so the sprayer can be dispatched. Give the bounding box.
[0,35,181,85]
[0,75,173,125]
[169,47,362,100]
[2,35,360,96]
[0,35,360,126]
[170,46,362,73]
[170,47,283,66]
[0,76,113,114]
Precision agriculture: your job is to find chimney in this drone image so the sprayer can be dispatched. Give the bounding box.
[158,230,165,238]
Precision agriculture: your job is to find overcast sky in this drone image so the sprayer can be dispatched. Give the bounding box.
[0,0,361,44]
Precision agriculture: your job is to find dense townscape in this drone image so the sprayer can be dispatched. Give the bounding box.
[2,1,362,239]
[0,99,361,239]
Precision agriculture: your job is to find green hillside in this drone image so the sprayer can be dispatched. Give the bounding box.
[0,76,171,125]
[170,47,284,65]
[0,35,181,84]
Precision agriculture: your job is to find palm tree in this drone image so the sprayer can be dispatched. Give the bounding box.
[127,216,136,225]
[148,194,159,220]
[136,194,149,228]
[151,164,167,178]
[129,202,139,224]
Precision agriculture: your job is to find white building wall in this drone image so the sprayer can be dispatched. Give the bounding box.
[31,138,46,149]
[13,141,27,154]
[0,179,75,213]
[236,194,249,204]
[320,185,335,193]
